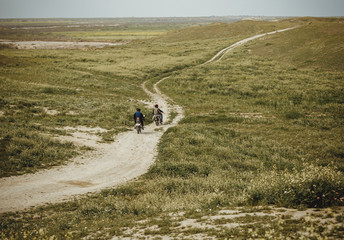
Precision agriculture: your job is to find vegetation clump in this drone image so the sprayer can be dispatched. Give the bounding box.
[247,164,344,207]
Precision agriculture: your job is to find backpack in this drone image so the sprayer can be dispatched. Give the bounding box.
[153,107,159,115]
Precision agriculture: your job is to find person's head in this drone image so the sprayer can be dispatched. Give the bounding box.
[137,108,141,112]
[155,104,158,108]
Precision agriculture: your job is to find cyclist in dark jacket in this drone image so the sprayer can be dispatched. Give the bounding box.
[133,108,144,129]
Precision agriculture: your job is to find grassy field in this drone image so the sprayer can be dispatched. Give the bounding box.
[0,41,203,176]
[0,18,292,177]
[0,17,343,239]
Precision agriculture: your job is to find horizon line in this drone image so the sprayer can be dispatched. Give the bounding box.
[1,15,343,20]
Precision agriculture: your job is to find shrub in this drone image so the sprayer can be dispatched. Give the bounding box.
[246,164,344,207]
[284,110,303,119]
[149,162,210,178]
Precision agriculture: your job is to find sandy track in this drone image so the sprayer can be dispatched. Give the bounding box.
[0,79,183,213]
[202,26,298,65]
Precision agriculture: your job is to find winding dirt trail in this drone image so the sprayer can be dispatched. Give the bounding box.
[0,26,296,213]
[0,79,183,213]
[202,26,298,65]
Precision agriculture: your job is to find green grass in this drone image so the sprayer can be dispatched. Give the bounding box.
[250,18,344,71]
[155,19,344,211]
[159,19,293,42]
[0,17,343,239]
[49,30,166,41]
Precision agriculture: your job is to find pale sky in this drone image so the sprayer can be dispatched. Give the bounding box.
[0,0,343,18]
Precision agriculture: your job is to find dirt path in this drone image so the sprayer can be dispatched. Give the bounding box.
[0,79,183,213]
[202,26,298,65]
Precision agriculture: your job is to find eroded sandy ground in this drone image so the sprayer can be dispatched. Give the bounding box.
[0,40,123,49]
[112,207,344,239]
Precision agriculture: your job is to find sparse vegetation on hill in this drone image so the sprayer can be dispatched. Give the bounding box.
[251,17,344,71]
[0,17,343,239]
[158,20,294,42]
[157,17,344,209]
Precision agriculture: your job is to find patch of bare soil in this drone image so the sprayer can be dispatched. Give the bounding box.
[42,107,60,116]
[113,207,344,239]
[0,40,124,49]
[231,112,276,119]
[53,126,108,148]
[10,24,120,30]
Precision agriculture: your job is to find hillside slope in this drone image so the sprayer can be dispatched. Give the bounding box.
[248,18,344,71]
[156,17,343,71]
[157,20,295,42]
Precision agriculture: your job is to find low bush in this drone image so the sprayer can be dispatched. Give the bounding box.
[246,164,344,207]
[284,110,304,119]
[149,162,211,178]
